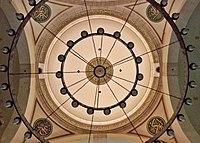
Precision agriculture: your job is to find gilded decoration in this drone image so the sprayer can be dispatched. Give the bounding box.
[33,118,53,137]
[85,57,113,85]
[147,116,166,135]
[146,4,164,23]
[32,4,51,23]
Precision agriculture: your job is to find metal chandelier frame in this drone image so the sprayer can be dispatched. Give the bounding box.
[3,0,191,142]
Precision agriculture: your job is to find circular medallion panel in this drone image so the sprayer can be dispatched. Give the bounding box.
[32,4,51,23]
[85,57,114,85]
[33,118,53,137]
[147,116,166,135]
[146,4,164,23]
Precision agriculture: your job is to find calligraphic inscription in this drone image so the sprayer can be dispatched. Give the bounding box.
[33,118,53,137]
[32,4,51,23]
[147,116,166,135]
[146,4,164,23]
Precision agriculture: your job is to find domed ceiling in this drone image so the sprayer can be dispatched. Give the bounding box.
[0,0,199,143]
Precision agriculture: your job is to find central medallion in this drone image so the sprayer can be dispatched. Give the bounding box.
[86,57,113,85]
[94,66,106,78]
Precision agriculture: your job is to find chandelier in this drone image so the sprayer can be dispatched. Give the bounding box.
[1,0,196,142]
